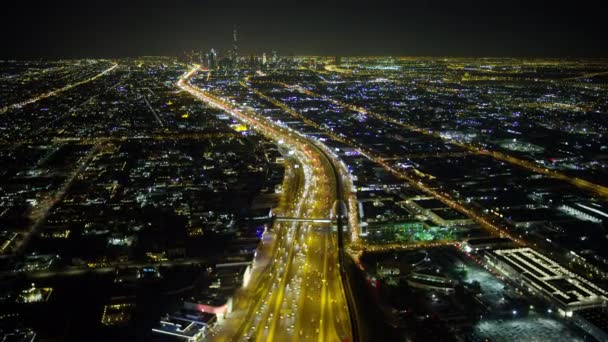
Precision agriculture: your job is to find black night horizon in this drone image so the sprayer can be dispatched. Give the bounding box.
[2,0,607,58]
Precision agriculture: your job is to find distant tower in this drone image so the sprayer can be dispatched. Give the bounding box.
[271,50,278,64]
[206,48,218,69]
[232,25,238,62]
[262,53,267,66]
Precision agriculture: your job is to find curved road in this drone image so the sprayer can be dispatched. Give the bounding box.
[178,66,353,342]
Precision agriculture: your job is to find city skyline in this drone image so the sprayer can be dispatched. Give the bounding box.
[2,0,608,58]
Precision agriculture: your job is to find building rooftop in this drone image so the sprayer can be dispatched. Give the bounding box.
[491,248,608,309]
[152,316,205,341]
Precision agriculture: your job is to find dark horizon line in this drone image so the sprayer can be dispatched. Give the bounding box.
[3,53,608,61]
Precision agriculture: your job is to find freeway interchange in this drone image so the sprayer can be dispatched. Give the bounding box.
[178,66,356,341]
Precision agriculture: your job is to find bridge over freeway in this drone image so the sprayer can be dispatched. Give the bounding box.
[273,216,332,224]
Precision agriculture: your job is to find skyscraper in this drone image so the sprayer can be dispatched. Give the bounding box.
[232,25,238,62]
[205,48,218,69]
[271,50,278,64]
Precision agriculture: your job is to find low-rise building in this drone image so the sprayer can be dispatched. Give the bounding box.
[151,315,206,342]
[485,247,608,317]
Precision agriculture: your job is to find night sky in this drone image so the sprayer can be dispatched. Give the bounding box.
[2,0,606,58]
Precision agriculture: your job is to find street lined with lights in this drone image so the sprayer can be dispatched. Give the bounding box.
[178,66,353,341]
[0,63,118,115]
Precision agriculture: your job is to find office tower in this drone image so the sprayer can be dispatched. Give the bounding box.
[271,50,277,64]
[232,25,238,62]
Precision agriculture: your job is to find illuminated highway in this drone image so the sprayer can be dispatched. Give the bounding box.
[245,78,528,250]
[178,66,353,342]
[242,78,361,243]
[256,77,608,234]
[0,63,118,115]
[253,76,608,281]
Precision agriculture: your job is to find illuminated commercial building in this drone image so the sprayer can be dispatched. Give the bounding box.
[407,198,473,227]
[16,283,52,303]
[406,271,456,293]
[151,315,206,342]
[101,303,134,326]
[461,237,514,253]
[559,202,608,224]
[182,262,251,322]
[486,248,608,317]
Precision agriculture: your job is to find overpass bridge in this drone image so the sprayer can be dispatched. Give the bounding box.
[273,216,332,224]
[272,200,348,224]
